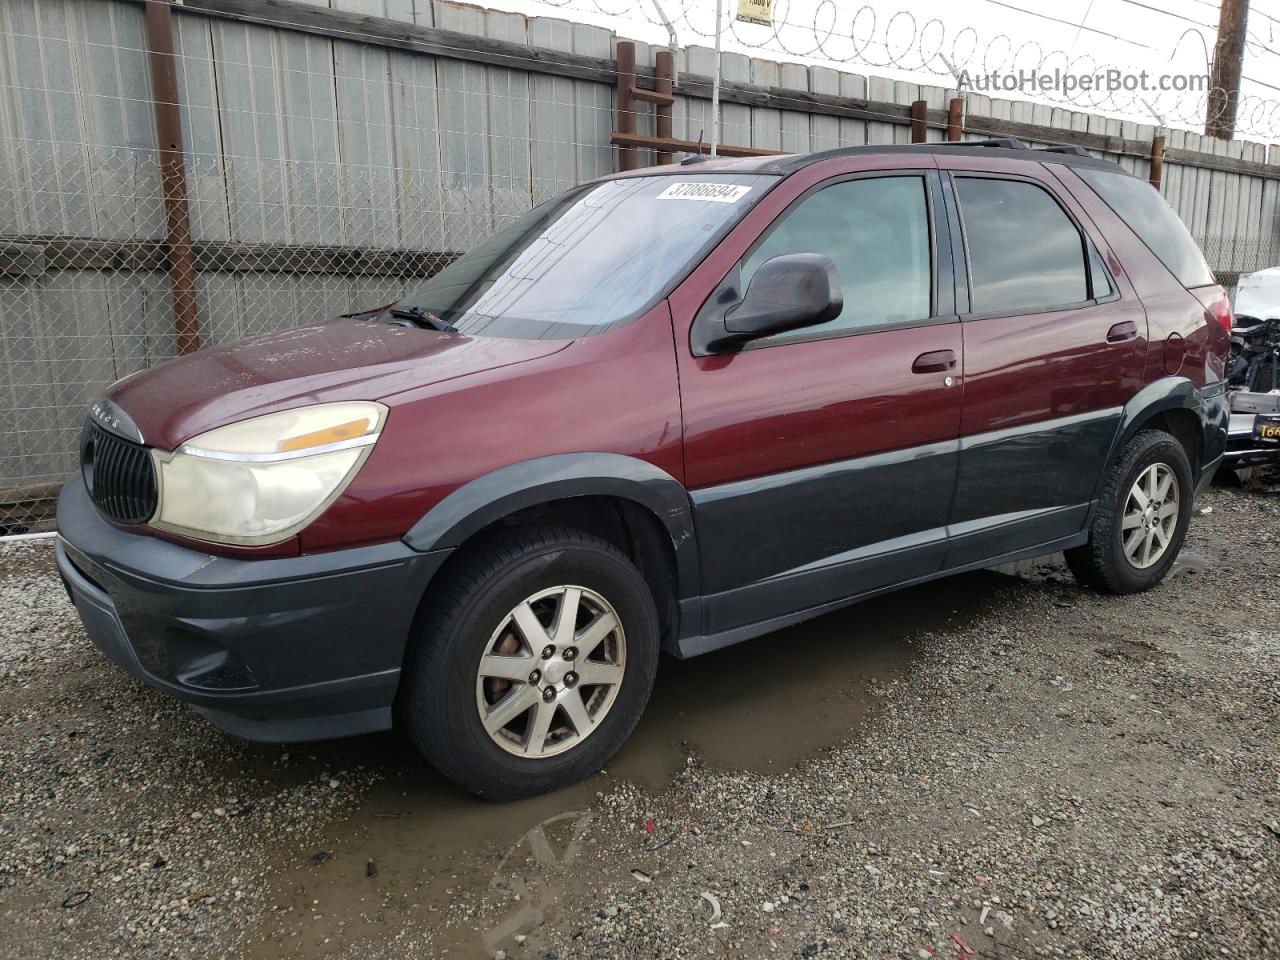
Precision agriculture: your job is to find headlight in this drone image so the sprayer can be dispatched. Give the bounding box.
[151,402,387,545]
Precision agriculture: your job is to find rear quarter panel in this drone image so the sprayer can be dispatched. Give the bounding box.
[1048,164,1230,387]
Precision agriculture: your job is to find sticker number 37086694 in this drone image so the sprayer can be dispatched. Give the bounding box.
[656,182,753,203]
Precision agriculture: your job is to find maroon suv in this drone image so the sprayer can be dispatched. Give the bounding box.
[57,141,1230,799]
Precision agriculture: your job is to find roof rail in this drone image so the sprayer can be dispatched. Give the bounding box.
[736,140,1130,178]
[1038,144,1090,157]
[926,137,1027,150]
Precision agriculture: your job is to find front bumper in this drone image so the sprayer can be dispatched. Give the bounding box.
[56,475,449,742]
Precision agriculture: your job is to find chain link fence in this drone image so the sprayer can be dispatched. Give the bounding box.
[0,138,542,532]
[0,0,612,532]
[1202,236,1280,300]
[1,0,1278,534]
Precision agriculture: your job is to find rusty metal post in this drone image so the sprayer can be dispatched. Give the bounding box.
[1149,133,1166,191]
[910,100,928,143]
[655,51,674,165]
[947,97,964,141]
[615,41,638,172]
[144,0,200,355]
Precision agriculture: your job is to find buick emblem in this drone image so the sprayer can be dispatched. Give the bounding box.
[87,399,144,443]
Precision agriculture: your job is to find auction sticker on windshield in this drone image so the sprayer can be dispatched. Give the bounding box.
[656,182,753,203]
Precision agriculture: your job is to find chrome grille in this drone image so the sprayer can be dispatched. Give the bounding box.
[80,421,157,525]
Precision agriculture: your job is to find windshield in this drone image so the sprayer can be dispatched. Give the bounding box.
[394,174,776,339]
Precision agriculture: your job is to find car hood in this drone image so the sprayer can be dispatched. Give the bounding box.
[107,319,570,449]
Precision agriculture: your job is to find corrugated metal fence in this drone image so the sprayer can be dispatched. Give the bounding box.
[2,0,1278,531]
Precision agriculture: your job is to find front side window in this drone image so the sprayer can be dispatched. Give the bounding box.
[956,177,1088,314]
[396,174,776,339]
[740,176,932,339]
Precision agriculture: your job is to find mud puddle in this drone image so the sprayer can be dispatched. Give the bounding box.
[993,548,1214,585]
[243,571,1017,959]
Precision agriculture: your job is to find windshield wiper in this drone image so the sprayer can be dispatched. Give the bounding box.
[387,305,458,333]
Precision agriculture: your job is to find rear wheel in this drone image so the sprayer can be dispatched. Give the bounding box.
[1065,430,1193,593]
[399,526,659,800]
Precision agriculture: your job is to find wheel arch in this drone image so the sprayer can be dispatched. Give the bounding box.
[403,454,700,649]
[1110,377,1207,475]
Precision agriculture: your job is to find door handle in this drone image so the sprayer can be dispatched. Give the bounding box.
[912,349,957,374]
[1106,320,1139,342]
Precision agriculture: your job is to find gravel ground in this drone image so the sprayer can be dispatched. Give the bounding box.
[0,546,385,959]
[1,484,1277,960]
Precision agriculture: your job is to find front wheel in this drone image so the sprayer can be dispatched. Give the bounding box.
[1065,429,1194,593]
[398,526,659,800]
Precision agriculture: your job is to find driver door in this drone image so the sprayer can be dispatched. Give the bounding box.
[672,166,964,638]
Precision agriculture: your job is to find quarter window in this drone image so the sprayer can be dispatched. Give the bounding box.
[956,178,1088,314]
[1073,166,1215,289]
[741,176,932,339]
[1088,244,1115,298]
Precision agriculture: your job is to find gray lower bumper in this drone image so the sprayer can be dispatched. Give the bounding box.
[56,475,449,742]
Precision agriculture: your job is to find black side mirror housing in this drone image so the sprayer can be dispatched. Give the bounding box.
[696,253,843,353]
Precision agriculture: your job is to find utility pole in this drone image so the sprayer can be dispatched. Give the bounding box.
[1205,0,1248,139]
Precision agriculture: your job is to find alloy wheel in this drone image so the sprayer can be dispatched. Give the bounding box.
[1121,462,1180,569]
[475,585,626,758]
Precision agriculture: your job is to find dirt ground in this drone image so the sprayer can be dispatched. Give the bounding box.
[0,484,1276,960]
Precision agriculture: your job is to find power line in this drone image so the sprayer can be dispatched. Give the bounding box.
[1114,0,1217,29]
[1132,0,1280,53]
[1243,72,1280,91]
[980,0,1155,47]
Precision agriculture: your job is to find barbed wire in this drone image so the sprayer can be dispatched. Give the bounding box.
[27,0,1270,140]
[507,0,1280,139]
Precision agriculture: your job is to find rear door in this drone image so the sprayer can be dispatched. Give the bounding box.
[938,157,1148,568]
[671,162,964,638]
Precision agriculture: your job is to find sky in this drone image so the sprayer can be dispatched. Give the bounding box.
[475,0,1280,141]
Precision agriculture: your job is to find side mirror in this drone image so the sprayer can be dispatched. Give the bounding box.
[702,253,843,351]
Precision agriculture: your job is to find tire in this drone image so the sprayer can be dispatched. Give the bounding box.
[1065,429,1194,594]
[398,525,660,801]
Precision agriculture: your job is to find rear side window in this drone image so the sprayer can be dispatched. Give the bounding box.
[955,177,1088,314]
[741,176,932,338]
[1073,167,1215,288]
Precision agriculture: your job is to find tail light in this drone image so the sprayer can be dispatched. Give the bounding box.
[1208,295,1233,332]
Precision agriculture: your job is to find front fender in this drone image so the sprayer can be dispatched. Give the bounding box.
[402,453,699,599]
